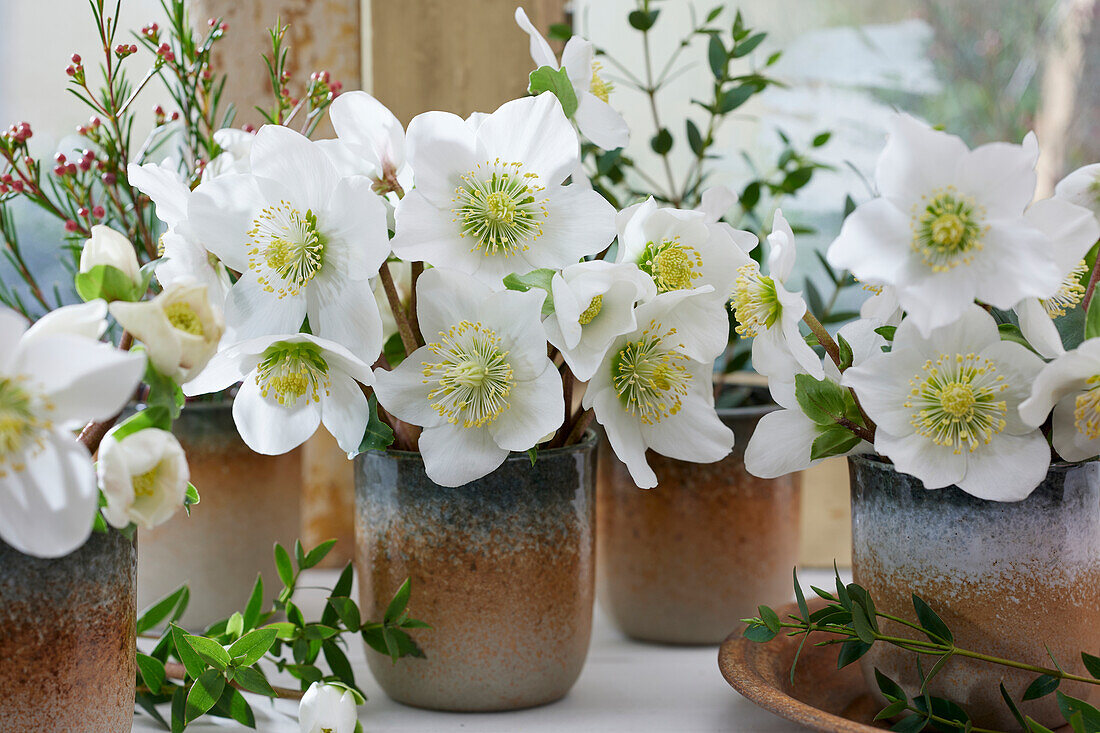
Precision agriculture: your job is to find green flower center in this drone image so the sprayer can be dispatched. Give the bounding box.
[578,295,603,325]
[1042,259,1088,319]
[164,302,204,336]
[422,321,514,428]
[1074,375,1100,439]
[590,61,613,103]
[452,160,549,257]
[731,262,780,337]
[611,320,691,425]
[638,237,702,294]
[0,376,46,474]
[256,342,331,406]
[248,202,326,297]
[911,188,986,272]
[905,353,1008,454]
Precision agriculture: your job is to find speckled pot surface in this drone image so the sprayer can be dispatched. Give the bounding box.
[597,405,801,645]
[0,530,136,731]
[137,402,302,629]
[354,432,597,711]
[850,455,1100,730]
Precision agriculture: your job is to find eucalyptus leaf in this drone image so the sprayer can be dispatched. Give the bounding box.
[185,668,226,723]
[527,66,578,118]
[912,594,953,644]
[228,628,277,667]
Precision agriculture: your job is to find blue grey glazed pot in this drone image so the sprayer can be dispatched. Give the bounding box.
[354,432,597,711]
[849,455,1100,729]
[0,529,136,731]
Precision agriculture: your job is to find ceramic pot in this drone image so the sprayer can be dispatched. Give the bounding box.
[0,530,136,731]
[354,432,597,711]
[597,405,801,644]
[849,455,1100,729]
[137,402,302,629]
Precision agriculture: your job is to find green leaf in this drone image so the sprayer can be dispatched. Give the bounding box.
[847,584,878,632]
[742,621,777,643]
[793,568,809,621]
[323,640,357,687]
[837,333,854,370]
[850,603,875,644]
[137,586,190,634]
[526,447,538,466]
[547,22,571,41]
[627,8,659,30]
[740,180,761,210]
[1085,291,1100,341]
[998,323,1038,353]
[184,634,232,671]
[382,331,406,368]
[874,699,908,721]
[527,65,578,118]
[875,668,907,702]
[226,612,244,639]
[1057,692,1100,732]
[1001,683,1028,729]
[142,358,185,419]
[813,132,832,147]
[137,653,167,694]
[758,605,780,633]
[228,628,277,667]
[185,668,226,723]
[686,119,705,157]
[214,686,255,729]
[912,594,953,644]
[1024,717,1057,733]
[503,268,555,298]
[111,406,173,442]
[74,264,139,303]
[385,578,412,623]
[242,574,264,631]
[732,31,766,57]
[1083,651,1100,679]
[171,624,206,679]
[264,621,297,641]
[184,483,200,516]
[837,639,872,669]
[171,686,187,733]
[302,539,337,569]
[705,6,722,22]
[707,34,727,78]
[231,666,277,697]
[892,714,928,732]
[274,543,294,587]
[328,596,362,631]
[718,84,755,113]
[794,374,855,426]
[810,423,862,461]
[358,394,395,454]
[650,128,673,155]
[1021,674,1060,701]
[875,325,896,342]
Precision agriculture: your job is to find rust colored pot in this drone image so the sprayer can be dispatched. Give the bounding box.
[354,432,597,711]
[137,402,302,629]
[850,455,1100,730]
[0,529,136,731]
[597,404,801,645]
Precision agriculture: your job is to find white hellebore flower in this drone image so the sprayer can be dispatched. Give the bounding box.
[202,127,255,181]
[544,260,656,381]
[0,302,146,557]
[186,125,391,363]
[731,209,824,380]
[111,281,225,383]
[390,93,616,287]
[185,333,373,456]
[584,292,734,489]
[80,224,141,286]
[98,426,188,530]
[1012,189,1100,359]
[373,268,564,487]
[843,305,1048,501]
[514,8,629,150]
[1055,163,1100,221]
[744,320,880,479]
[1020,339,1100,462]
[328,90,407,190]
[828,113,1062,336]
[298,682,358,733]
[859,284,902,326]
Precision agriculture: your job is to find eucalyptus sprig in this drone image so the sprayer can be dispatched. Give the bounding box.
[742,569,1100,732]
[134,539,428,732]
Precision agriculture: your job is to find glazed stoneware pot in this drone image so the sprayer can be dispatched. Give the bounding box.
[137,402,302,629]
[0,530,136,731]
[354,432,597,711]
[849,455,1100,729]
[597,405,801,644]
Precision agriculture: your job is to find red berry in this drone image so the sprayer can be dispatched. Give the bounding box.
[220,22,228,32]
[64,219,78,232]
[54,153,66,164]
[11,181,24,192]
[92,205,105,218]
[78,207,89,218]
[53,165,66,176]
[66,66,76,77]
[71,53,81,64]
[78,159,91,171]
[101,172,117,185]
[170,111,179,121]
[66,164,77,175]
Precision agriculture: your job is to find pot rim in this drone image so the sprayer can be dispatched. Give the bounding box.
[848,451,1086,474]
[370,428,598,461]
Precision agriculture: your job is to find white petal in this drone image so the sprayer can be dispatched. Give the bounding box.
[390,191,469,272]
[1025,196,1100,273]
[639,389,734,463]
[372,350,443,428]
[874,431,966,490]
[417,424,509,487]
[972,220,1061,308]
[0,308,28,373]
[957,134,1038,218]
[955,431,1049,501]
[322,176,391,280]
[248,125,337,212]
[488,364,564,451]
[223,273,308,342]
[405,111,478,207]
[1054,163,1100,218]
[308,274,384,365]
[23,300,107,342]
[826,197,912,282]
[977,339,1045,433]
[876,113,968,208]
[477,288,550,380]
[1052,397,1100,462]
[893,266,985,337]
[574,93,629,150]
[744,409,819,478]
[232,374,321,455]
[842,347,927,436]
[186,174,265,272]
[477,94,578,187]
[698,185,738,224]
[591,387,656,489]
[329,91,405,174]
[1019,343,1100,425]
[415,267,494,337]
[127,162,189,228]
[182,348,246,396]
[529,185,616,267]
[321,374,370,455]
[0,432,97,558]
[1015,298,1064,359]
[561,36,594,87]
[767,209,797,281]
[514,7,558,68]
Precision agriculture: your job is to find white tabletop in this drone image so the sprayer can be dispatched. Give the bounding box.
[134,568,844,732]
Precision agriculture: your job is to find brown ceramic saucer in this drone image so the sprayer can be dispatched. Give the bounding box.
[719,600,1072,733]
[718,599,884,732]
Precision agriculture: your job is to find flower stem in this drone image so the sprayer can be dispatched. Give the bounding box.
[161,661,304,700]
[379,261,419,357]
[1083,254,1100,313]
[802,311,840,366]
[563,408,595,447]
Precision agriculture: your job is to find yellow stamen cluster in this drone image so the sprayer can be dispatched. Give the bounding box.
[612,320,692,425]
[911,186,988,272]
[1042,259,1088,319]
[422,321,514,428]
[247,201,326,298]
[452,159,549,257]
[132,465,160,498]
[906,353,1008,454]
[638,237,703,294]
[164,302,204,336]
[256,342,331,406]
[1074,375,1100,439]
[731,262,780,337]
[590,61,613,103]
[578,295,603,325]
[0,376,48,477]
